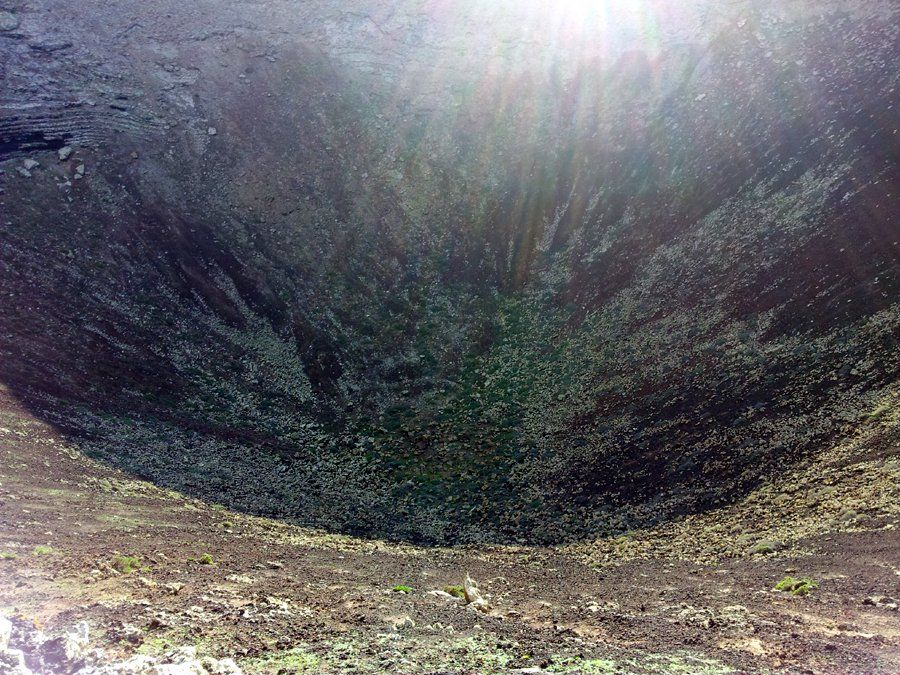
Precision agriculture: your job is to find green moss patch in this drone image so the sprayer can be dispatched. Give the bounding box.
[443,584,466,599]
[241,647,321,673]
[774,576,818,596]
[111,555,141,574]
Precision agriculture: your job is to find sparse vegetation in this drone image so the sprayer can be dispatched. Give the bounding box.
[749,540,780,556]
[867,401,892,422]
[444,584,465,599]
[0,551,17,560]
[241,647,321,673]
[111,554,141,574]
[31,545,56,556]
[190,553,216,565]
[774,576,819,596]
[392,584,414,594]
[548,652,735,674]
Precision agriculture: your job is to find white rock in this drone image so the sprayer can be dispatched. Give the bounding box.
[0,616,11,650]
[64,621,90,660]
[202,657,242,674]
[0,647,30,674]
[74,645,243,674]
[153,662,202,674]
[0,11,20,31]
[391,615,415,631]
[427,590,459,601]
[58,146,73,161]
[22,159,39,170]
[207,127,217,136]
[78,654,155,674]
[463,574,492,613]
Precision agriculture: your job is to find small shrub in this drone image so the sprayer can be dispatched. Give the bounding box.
[749,540,780,556]
[32,545,55,556]
[774,576,818,596]
[242,647,320,673]
[112,555,141,574]
[867,402,892,422]
[190,553,215,565]
[392,585,414,594]
[444,585,466,599]
[0,552,17,560]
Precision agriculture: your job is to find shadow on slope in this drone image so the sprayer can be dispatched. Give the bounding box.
[0,9,898,545]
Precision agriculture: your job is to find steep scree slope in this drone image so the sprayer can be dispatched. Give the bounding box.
[0,0,898,544]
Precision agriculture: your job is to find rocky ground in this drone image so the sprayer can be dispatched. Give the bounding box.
[1,386,898,673]
[1,1,899,672]
[1,0,897,546]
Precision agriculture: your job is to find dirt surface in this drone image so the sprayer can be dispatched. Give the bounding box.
[2,2,898,672]
[2,387,898,674]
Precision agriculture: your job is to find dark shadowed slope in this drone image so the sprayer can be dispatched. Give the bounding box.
[0,0,898,544]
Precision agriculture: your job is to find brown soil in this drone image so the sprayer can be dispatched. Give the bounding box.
[1,385,898,674]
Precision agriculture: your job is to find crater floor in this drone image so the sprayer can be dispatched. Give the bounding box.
[1,0,899,671]
[1,386,899,672]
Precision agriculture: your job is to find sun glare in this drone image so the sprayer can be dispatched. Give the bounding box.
[532,0,662,58]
